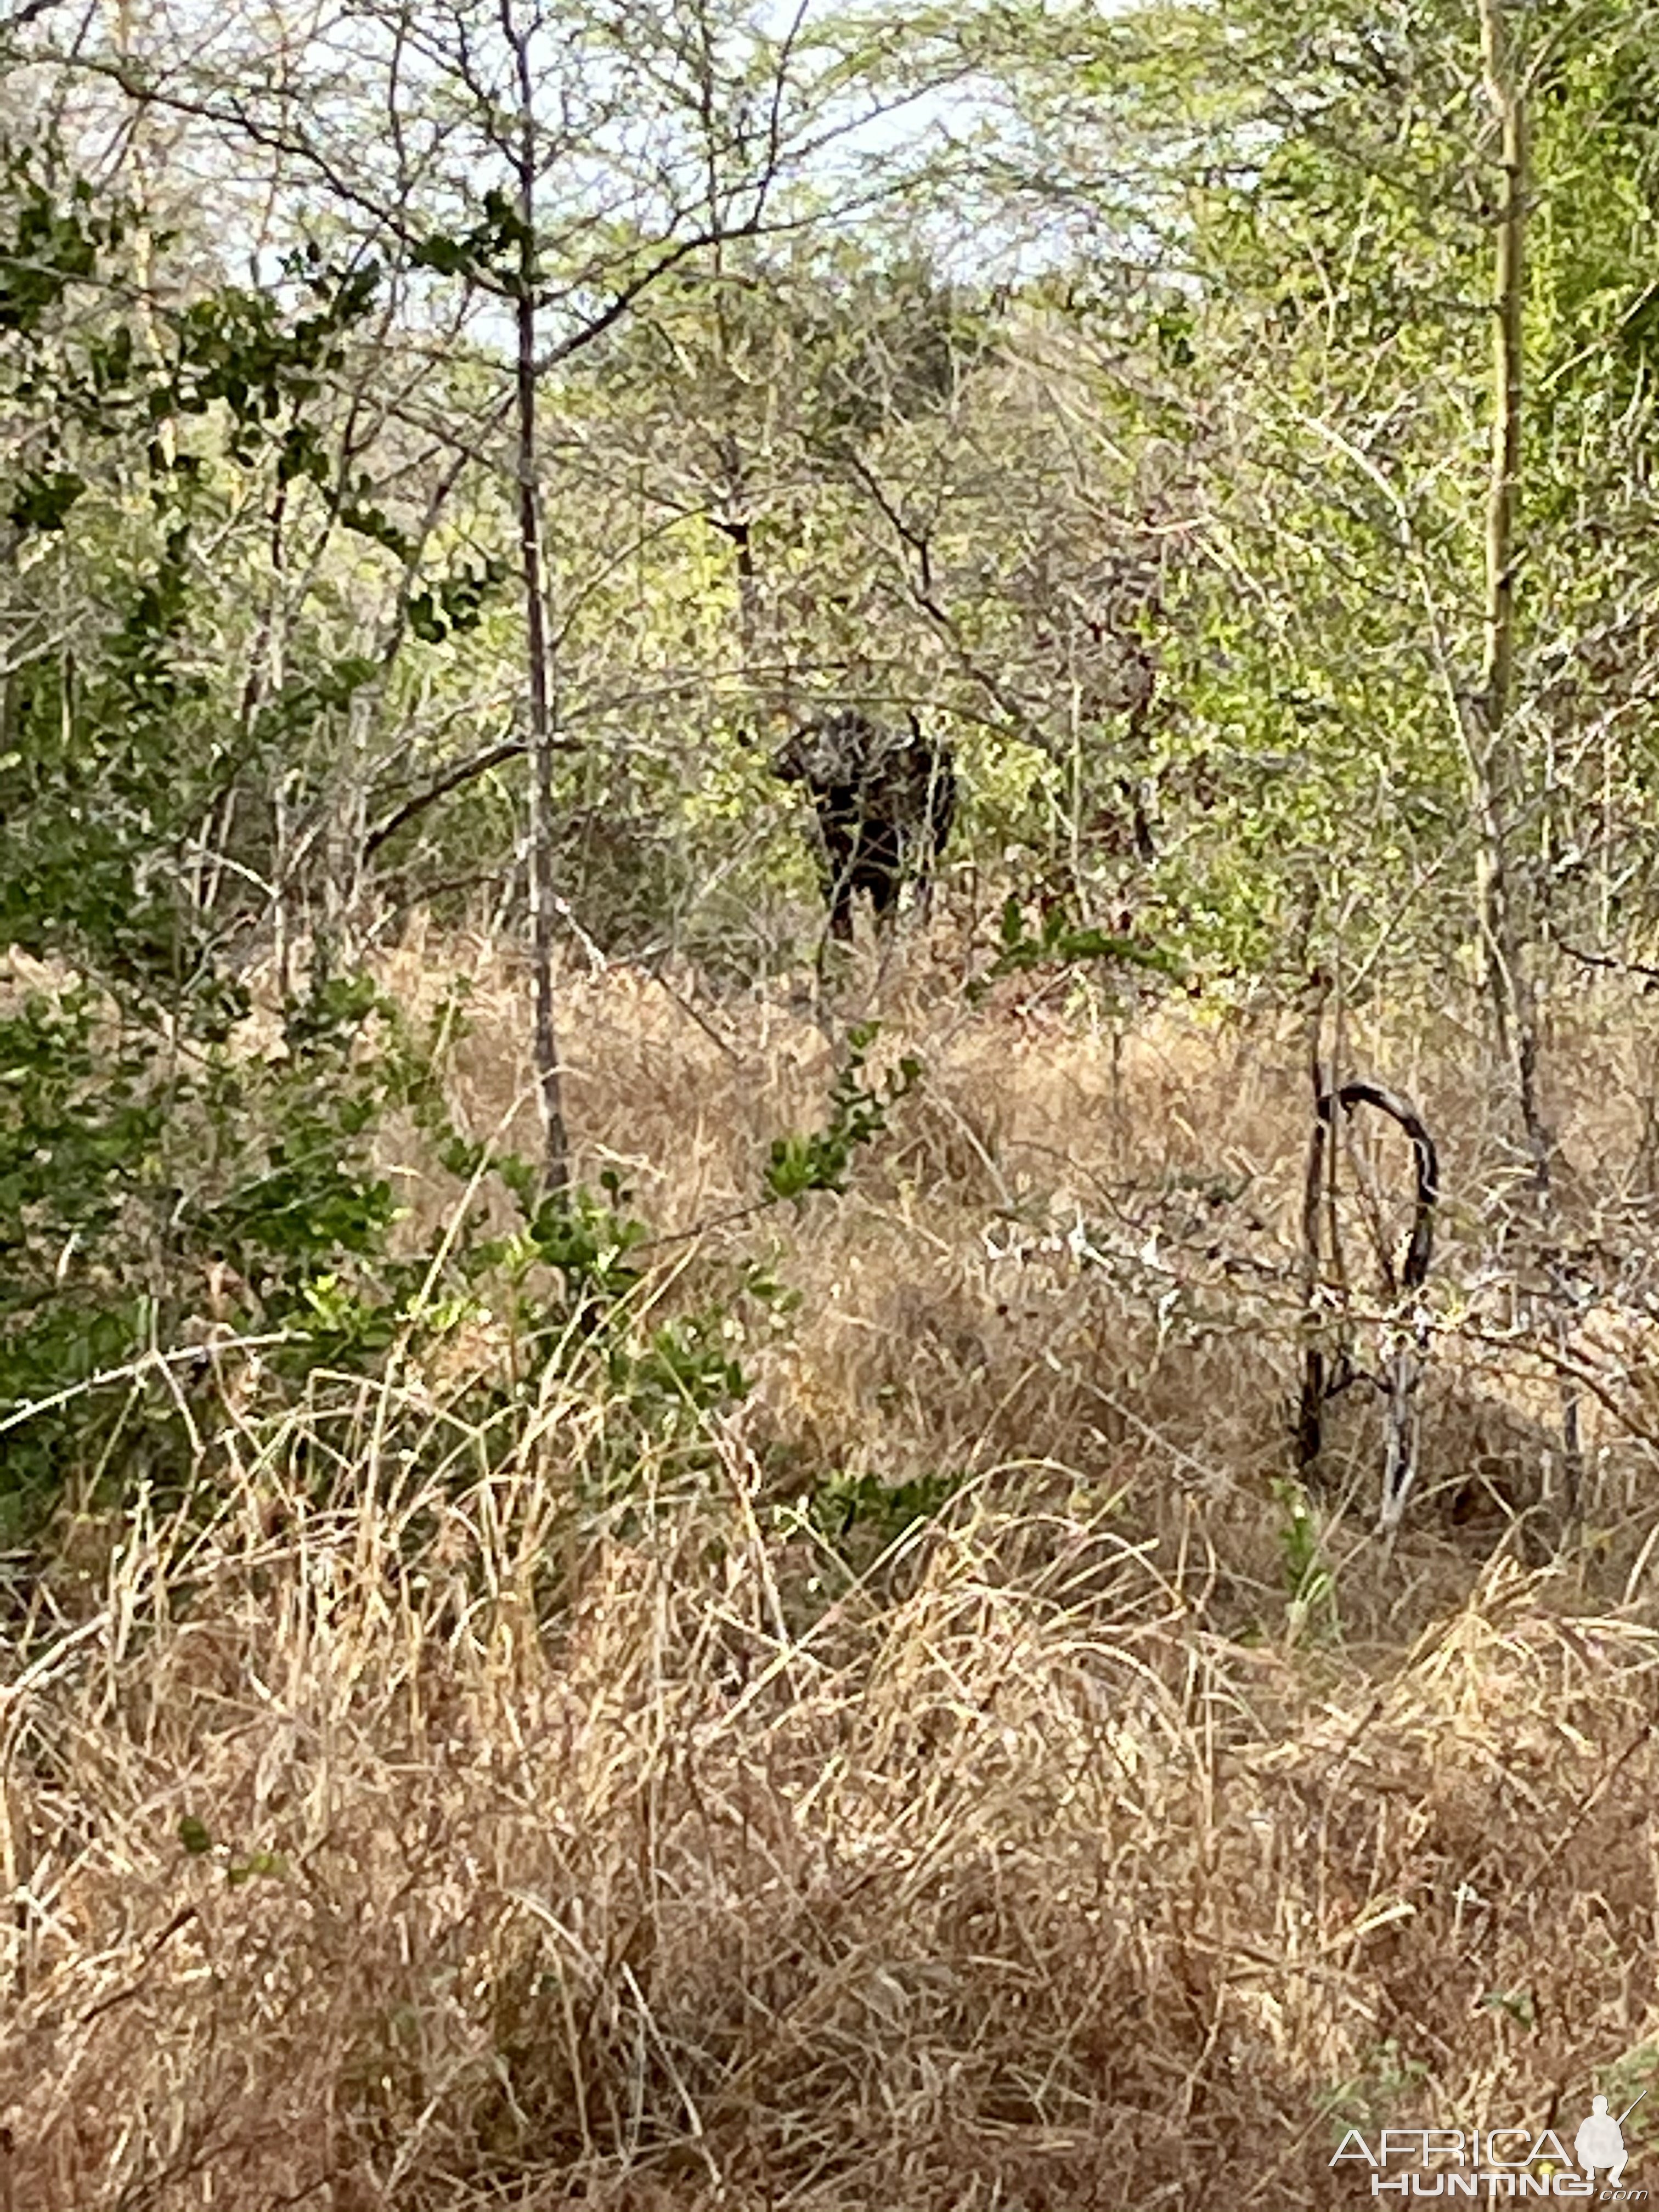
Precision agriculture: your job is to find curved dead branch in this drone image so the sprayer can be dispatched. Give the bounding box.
[1297,1080,1440,1532]
[1313,1080,1440,1293]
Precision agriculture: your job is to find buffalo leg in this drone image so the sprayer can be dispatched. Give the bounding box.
[857,819,904,933]
[819,816,858,942]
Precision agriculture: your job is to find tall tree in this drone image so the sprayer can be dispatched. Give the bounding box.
[965,0,1659,999]
[16,0,964,1187]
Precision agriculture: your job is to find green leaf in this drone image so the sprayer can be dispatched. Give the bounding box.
[8,469,86,533]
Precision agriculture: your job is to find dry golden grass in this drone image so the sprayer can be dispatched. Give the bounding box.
[8,938,1659,2208]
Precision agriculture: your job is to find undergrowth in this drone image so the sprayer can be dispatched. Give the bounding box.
[7,948,1659,2208]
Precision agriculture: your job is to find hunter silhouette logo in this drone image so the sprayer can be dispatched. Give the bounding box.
[1578,2094,1644,2190]
[1333,2089,1649,2196]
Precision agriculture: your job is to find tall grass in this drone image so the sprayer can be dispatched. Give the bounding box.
[6,943,1659,2208]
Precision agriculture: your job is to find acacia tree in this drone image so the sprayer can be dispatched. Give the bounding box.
[966,0,1659,1001]
[15,0,969,1189]
[566,231,1195,970]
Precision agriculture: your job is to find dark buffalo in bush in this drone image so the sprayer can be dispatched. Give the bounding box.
[772,710,956,942]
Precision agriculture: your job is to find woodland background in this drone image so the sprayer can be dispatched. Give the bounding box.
[5,0,1659,2203]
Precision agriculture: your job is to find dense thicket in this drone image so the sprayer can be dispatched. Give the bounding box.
[14,9,1659,2207]
[3,0,1658,1514]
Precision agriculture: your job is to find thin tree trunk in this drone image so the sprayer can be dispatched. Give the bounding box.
[509,3,571,1195]
[1476,0,1582,1513]
[1475,0,1547,1181]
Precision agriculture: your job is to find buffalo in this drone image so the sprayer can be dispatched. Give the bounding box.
[772,709,956,943]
